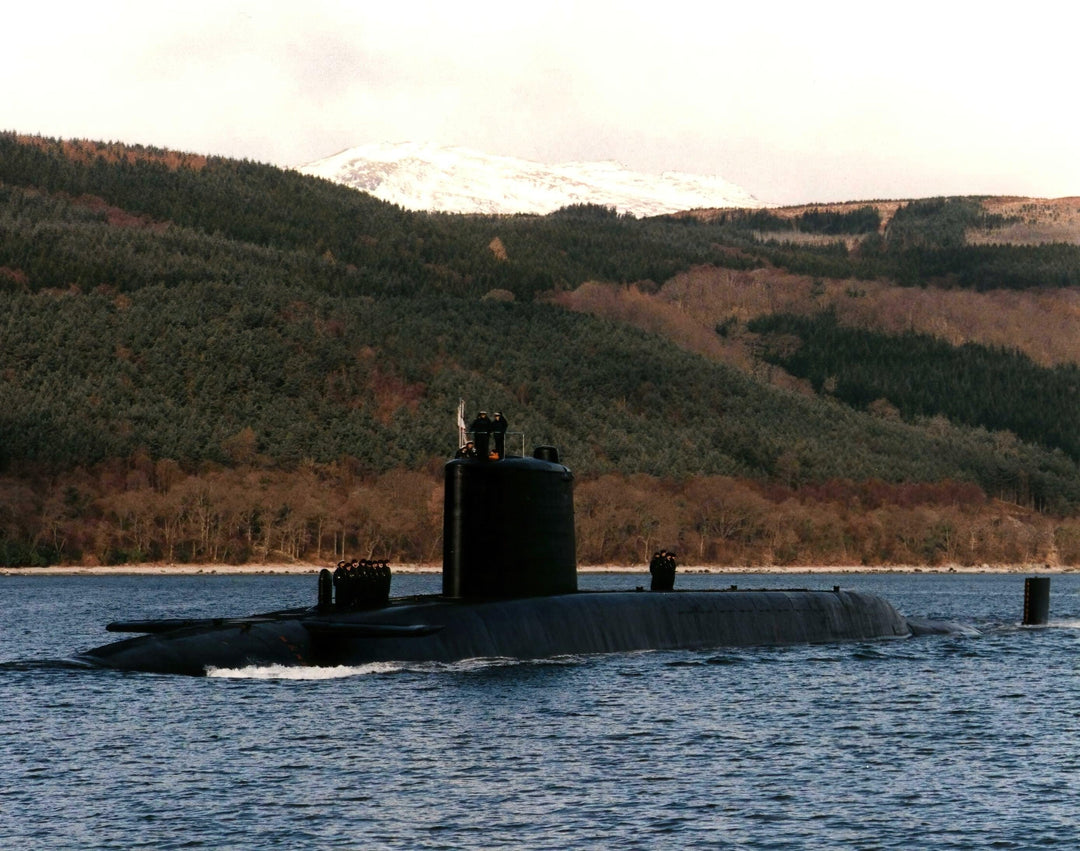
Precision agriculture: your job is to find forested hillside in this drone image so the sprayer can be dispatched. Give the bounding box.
[3,132,1080,567]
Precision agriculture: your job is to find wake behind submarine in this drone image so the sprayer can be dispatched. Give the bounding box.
[79,443,920,676]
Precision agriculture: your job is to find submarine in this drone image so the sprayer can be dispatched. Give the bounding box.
[79,444,917,676]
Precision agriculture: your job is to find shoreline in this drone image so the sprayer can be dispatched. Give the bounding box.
[2,562,1073,577]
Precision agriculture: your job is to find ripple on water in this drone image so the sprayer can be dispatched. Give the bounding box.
[2,572,1080,849]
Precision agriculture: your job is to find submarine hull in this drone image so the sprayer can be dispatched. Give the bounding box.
[78,447,919,676]
[79,588,911,676]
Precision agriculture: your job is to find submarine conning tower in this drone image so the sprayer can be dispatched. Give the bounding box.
[443,446,577,599]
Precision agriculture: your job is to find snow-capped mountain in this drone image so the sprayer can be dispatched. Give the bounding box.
[296,142,761,217]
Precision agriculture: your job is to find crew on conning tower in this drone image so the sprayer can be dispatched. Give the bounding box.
[462,407,516,461]
[469,411,491,459]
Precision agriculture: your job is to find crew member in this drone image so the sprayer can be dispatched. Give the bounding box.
[333,561,348,608]
[650,549,677,591]
[491,412,508,459]
[455,441,477,459]
[377,559,392,602]
[662,551,677,590]
[470,411,492,459]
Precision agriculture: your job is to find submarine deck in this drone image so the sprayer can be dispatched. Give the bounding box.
[81,587,912,676]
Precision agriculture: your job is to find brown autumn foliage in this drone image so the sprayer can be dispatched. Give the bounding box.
[16,134,208,171]
[2,461,445,567]
[3,461,1076,568]
[553,264,1080,376]
[0,266,30,287]
[368,364,426,425]
[553,197,1080,374]
[69,194,170,231]
[684,197,1080,243]
[971,196,1080,245]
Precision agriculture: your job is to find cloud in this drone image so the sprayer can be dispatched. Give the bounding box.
[4,0,1080,203]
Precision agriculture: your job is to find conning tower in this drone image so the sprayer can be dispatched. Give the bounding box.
[442,446,577,599]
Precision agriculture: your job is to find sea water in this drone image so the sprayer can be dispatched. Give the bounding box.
[2,571,1078,850]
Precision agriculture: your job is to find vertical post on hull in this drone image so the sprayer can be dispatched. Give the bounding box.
[318,568,334,611]
[1022,576,1050,625]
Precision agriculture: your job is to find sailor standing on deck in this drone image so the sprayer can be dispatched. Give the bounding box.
[333,561,347,608]
[650,550,676,590]
[649,552,663,590]
[491,412,508,459]
[470,411,492,459]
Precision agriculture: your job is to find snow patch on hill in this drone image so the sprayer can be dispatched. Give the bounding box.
[296,142,761,217]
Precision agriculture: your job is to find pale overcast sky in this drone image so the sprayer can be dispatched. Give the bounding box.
[5,0,1078,205]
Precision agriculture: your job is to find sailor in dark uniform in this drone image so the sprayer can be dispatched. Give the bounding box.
[491,411,508,459]
[470,411,492,459]
[377,559,392,602]
[650,550,677,590]
[333,561,348,608]
[662,551,677,590]
[347,559,361,608]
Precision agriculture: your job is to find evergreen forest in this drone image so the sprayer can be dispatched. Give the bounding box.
[3,131,1080,568]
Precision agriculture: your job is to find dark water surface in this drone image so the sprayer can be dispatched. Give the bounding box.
[2,571,1078,849]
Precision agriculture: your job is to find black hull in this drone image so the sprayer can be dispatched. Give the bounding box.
[79,588,911,676]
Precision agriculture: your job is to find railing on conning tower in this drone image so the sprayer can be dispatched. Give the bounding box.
[455,401,524,459]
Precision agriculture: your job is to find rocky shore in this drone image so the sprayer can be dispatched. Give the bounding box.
[2,562,1072,577]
